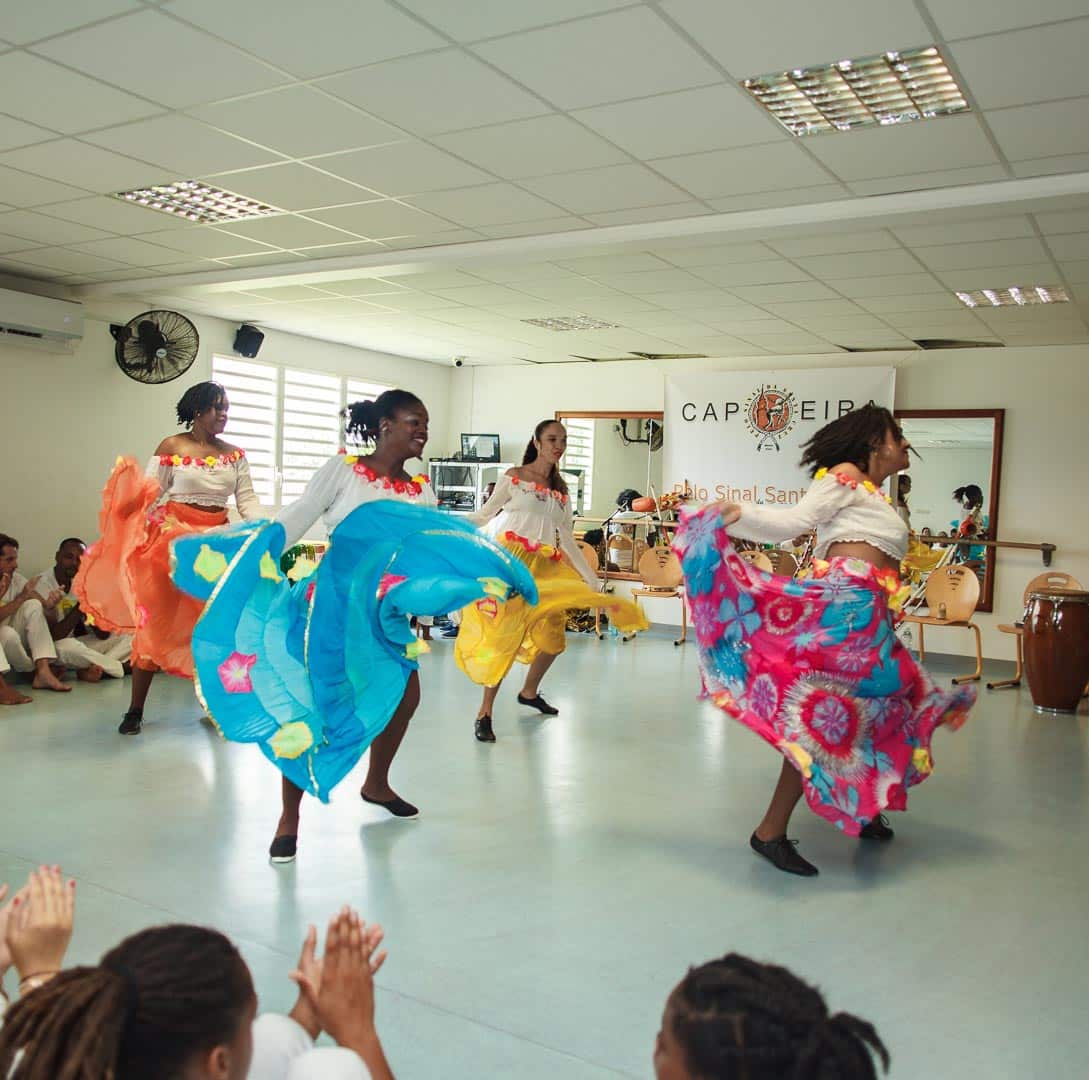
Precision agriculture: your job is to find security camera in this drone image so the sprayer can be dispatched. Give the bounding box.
[453,356,465,367]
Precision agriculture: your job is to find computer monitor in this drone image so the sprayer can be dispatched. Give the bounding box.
[461,433,500,462]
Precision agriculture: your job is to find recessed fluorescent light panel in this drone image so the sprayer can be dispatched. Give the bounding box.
[955,286,1069,308]
[522,316,620,331]
[113,181,283,224]
[744,46,969,136]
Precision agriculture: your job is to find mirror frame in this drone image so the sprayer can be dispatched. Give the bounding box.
[895,408,1005,613]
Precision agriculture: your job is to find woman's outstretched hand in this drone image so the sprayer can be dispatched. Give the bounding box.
[717,501,742,527]
[5,865,76,987]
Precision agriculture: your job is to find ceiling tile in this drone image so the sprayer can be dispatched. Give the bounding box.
[856,293,964,314]
[893,217,1035,247]
[9,246,128,273]
[651,142,833,199]
[0,232,42,254]
[667,305,773,325]
[912,237,1049,271]
[0,53,162,134]
[431,284,544,307]
[291,240,383,259]
[933,263,1061,289]
[308,200,454,240]
[589,269,715,294]
[34,195,191,234]
[985,99,1089,161]
[0,114,55,152]
[730,282,840,303]
[792,250,926,279]
[214,163,377,212]
[321,50,548,137]
[517,278,629,301]
[0,209,112,245]
[805,117,998,182]
[372,294,472,312]
[573,84,780,159]
[845,165,1008,197]
[764,299,865,319]
[925,0,1089,40]
[832,273,947,298]
[519,163,692,214]
[209,251,307,268]
[695,261,812,287]
[132,227,277,258]
[314,142,492,197]
[164,0,446,79]
[473,7,722,110]
[406,183,565,227]
[704,184,850,213]
[191,86,405,160]
[787,314,891,332]
[314,277,411,297]
[86,115,282,178]
[584,202,712,227]
[218,215,360,248]
[1034,209,1089,235]
[652,242,780,267]
[769,231,897,257]
[2,1,141,44]
[432,114,627,179]
[396,0,632,41]
[827,333,917,349]
[554,253,671,275]
[34,9,289,109]
[949,19,1089,109]
[660,0,931,77]
[476,217,590,238]
[1011,153,1089,178]
[1041,233,1089,261]
[68,236,191,266]
[571,296,671,316]
[471,261,585,283]
[0,139,167,193]
[682,335,767,355]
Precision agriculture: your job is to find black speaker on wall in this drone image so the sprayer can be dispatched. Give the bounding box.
[234,323,265,358]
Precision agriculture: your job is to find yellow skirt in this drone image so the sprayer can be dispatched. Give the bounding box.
[455,534,648,687]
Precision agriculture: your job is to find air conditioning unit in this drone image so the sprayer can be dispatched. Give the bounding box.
[0,287,84,353]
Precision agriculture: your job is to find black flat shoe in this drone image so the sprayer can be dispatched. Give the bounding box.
[859,814,895,841]
[269,835,297,864]
[517,692,558,716]
[475,715,496,742]
[750,832,819,876]
[361,791,419,818]
[118,709,142,735]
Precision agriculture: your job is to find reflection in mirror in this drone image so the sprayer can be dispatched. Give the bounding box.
[895,410,1004,613]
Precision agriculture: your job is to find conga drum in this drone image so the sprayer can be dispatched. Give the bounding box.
[1022,589,1089,714]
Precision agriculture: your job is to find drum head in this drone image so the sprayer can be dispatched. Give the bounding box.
[1027,588,1089,602]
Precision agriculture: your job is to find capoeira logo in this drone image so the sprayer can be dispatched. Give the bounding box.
[744,384,797,452]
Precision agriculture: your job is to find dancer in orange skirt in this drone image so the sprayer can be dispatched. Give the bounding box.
[75,381,261,734]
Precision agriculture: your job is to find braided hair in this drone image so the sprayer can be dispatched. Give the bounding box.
[667,953,889,1079]
[522,419,568,495]
[175,381,226,426]
[798,404,905,478]
[0,925,254,1080]
[343,388,423,445]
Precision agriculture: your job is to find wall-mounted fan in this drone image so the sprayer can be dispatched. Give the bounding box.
[617,418,664,451]
[110,310,199,384]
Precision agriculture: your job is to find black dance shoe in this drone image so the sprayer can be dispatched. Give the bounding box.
[475,715,496,742]
[269,834,297,864]
[749,832,819,876]
[361,791,419,818]
[859,814,895,841]
[118,709,143,735]
[517,692,559,715]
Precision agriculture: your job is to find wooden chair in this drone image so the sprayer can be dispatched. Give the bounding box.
[900,564,983,685]
[631,547,687,646]
[738,548,774,573]
[987,571,1083,690]
[766,549,799,577]
[607,533,634,572]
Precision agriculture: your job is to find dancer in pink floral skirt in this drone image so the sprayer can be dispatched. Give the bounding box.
[675,404,975,876]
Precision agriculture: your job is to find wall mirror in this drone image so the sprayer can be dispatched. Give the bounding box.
[894,409,1004,613]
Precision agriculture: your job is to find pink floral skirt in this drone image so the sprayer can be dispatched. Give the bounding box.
[675,504,975,835]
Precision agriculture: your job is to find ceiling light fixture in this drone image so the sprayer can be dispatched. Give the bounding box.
[521,315,620,331]
[113,181,283,224]
[743,45,969,136]
[954,285,1069,308]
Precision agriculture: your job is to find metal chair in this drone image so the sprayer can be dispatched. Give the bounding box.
[900,564,983,685]
[631,547,687,646]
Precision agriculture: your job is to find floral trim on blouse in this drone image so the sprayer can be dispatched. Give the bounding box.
[509,474,568,503]
[159,448,245,469]
[338,450,428,495]
[503,530,564,561]
[815,467,893,505]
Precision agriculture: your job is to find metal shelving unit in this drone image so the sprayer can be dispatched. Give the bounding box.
[429,460,513,513]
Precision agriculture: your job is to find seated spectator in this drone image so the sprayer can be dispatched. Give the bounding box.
[35,538,131,681]
[0,533,69,696]
[0,867,394,1079]
[654,953,888,1080]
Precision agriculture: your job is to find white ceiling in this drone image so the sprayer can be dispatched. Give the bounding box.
[1,0,1089,364]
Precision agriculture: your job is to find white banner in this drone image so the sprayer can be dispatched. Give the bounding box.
[663,367,896,506]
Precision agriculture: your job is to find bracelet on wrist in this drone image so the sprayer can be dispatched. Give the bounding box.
[18,970,58,988]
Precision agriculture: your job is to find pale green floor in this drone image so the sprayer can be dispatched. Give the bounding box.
[2,632,1088,1079]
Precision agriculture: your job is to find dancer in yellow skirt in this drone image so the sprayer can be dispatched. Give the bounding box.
[457,419,647,742]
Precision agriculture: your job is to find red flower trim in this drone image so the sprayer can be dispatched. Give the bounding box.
[159,448,245,468]
[509,474,568,504]
[503,530,564,561]
[341,454,428,496]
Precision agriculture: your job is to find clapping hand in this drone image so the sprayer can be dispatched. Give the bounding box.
[44,588,65,610]
[5,865,76,988]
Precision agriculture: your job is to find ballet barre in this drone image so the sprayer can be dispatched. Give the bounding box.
[912,535,1057,566]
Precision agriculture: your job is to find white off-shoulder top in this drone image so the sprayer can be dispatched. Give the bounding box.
[277,451,437,549]
[146,448,262,519]
[469,472,597,588]
[733,469,909,562]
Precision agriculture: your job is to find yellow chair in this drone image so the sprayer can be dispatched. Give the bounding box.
[738,548,774,573]
[900,565,983,685]
[987,571,1083,690]
[631,547,687,646]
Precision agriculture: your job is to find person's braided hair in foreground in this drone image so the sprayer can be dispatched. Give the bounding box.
[654,953,889,1080]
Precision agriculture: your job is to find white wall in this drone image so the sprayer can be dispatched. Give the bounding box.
[453,346,1089,660]
[1,311,453,572]
[585,418,662,519]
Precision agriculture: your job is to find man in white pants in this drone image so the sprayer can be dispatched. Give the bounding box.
[35,537,131,681]
[0,533,70,694]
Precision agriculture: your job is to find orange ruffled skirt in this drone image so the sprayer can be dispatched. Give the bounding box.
[74,457,227,677]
